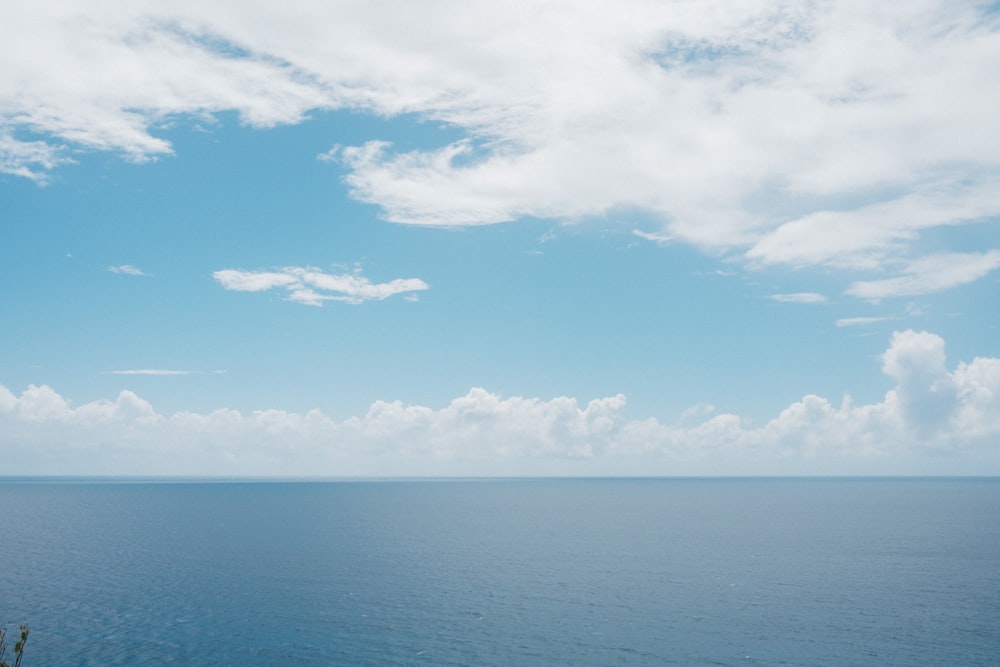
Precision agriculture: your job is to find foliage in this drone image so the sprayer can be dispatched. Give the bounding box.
[0,625,28,667]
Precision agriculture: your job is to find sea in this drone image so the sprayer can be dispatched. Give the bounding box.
[0,477,997,666]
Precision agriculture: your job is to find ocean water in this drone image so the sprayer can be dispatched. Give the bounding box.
[0,478,997,666]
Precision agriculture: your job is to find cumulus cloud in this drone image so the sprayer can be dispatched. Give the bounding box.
[2,2,998,293]
[880,329,958,434]
[213,266,428,305]
[2,331,998,476]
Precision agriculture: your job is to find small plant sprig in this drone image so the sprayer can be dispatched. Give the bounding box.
[0,625,28,667]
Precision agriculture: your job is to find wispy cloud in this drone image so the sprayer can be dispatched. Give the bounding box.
[108,264,149,276]
[316,146,340,163]
[102,369,226,376]
[770,292,827,304]
[213,266,429,306]
[632,229,673,245]
[836,317,890,328]
[746,180,1000,270]
[2,2,998,292]
[0,134,73,183]
[846,251,1000,300]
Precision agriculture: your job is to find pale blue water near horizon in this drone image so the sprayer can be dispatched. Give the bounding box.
[1,478,998,666]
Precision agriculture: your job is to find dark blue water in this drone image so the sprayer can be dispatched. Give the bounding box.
[1,478,997,666]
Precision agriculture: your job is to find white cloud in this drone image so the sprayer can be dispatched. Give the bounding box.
[213,270,298,292]
[835,316,890,327]
[0,133,73,183]
[770,292,827,304]
[2,331,998,476]
[632,229,673,245]
[213,266,428,305]
[2,2,998,291]
[745,179,1000,270]
[880,329,959,435]
[846,250,1000,300]
[7,383,71,422]
[108,264,149,276]
[316,145,340,163]
[102,369,223,376]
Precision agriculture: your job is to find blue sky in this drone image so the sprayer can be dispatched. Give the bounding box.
[2,1,999,476]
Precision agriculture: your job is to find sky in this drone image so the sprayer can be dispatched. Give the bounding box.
[2,0,999,476]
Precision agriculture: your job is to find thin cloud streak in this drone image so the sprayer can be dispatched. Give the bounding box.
[846,251,1000,300]
[108,264,149,276]
[102,369,226,376]
[632,229,673,245]
[213,266,429,305]
[771,293,828,304]
[836,317,891,328]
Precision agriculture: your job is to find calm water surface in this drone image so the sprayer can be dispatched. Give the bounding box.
[1,478,997,665]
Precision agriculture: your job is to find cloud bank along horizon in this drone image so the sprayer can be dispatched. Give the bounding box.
[1,330,999,476]
[2,1,999,474]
